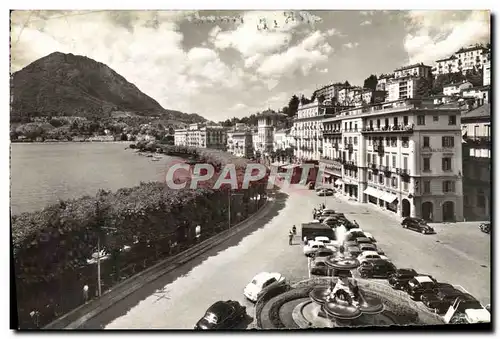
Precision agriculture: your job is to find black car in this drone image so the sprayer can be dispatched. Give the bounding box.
[311,248,335,259]
[421,288,465,313]
[355,237,372,245]
[480,222,491,234]
[404,275,438,301]
[401,217,435,234]
[358,259,396,278]
[345,231,366,242]
[194,300,247,330]
[388,268,418,290]
[317,188,334,196]
[323,217,339,228]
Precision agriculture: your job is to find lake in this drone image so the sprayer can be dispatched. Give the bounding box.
[10,142,176,215]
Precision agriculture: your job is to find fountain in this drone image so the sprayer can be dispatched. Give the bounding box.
[255,224,444,329]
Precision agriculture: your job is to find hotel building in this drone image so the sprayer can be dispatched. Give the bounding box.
[175,123,226,150]
[442,81,473,96]
[461,102,491,221]
[320,98,464,222]
[252,109,286,156]
[393,63,433,79]
[174,128,187,146]
[227,129,253,158]
[433,45,490,75]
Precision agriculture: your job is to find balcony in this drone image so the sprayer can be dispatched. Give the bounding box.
[333,143,339,150]
[320,156,343,167]
[464,136,491,149]
[361,125,414,134]
[396,168,410,182]
[323,129,342,137]
[369,163,379,174]
[382,165,392,177]
[374,144,385,155]
[344,160,358,171]
[344,143,354,153]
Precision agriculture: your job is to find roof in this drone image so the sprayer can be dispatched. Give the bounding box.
[394,62,432,72]
[207,301,231,314]
[461,103,491,120]
[455,45,488,54]
[414,276,434,283]
[435,55,457,62]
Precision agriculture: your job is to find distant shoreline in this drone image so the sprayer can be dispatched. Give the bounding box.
[11,140,134,145]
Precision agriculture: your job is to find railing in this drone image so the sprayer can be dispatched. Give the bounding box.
[464,136,491,148]
[361,125,414,133]
[323,130,342,136]
[343,161,358,170]
[374,144,384,154]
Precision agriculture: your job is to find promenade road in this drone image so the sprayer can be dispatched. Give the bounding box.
[81,185,489,329]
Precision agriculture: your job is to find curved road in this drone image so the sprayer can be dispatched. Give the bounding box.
[81,185,489,329]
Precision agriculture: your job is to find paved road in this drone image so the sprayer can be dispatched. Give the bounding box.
[83,185,489,329]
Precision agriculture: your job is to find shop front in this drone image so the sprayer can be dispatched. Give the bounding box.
[379,191,398,213]
[363,186,380,205]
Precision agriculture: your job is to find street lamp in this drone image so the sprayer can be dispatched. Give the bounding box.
[228,189,244,229]
[95,226,117,297]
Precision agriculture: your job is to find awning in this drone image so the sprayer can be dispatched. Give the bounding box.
[335,178,343,185]
[363,187,382,198]
[380,192,398,203]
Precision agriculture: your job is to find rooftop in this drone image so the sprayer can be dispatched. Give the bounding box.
[394,62,432,72]
[461,103,490,120]
[455,45,488,54]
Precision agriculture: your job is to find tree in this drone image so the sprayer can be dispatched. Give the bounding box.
[299,95,309,105]
[311,92,317,102]
[318,94,326,103]
[416,78,431,97]
[287,95,300,117]
[363,74,378,90]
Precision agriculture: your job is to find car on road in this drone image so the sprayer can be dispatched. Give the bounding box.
[401,217,435,234]
[303,241,326,257]
[421,287,465,313]
[388,268,418,290]
[357,251,390,264]
[317,188,334,196]
[314,237,337,250]
[355,237,373,245]
[323,217,339,228]
[194,300,247,329]
[244,272,286,302]
[358,243,385,256]
[312,248,335,259]
[310,256,329,275]
[345,245,362,259]
[358,258,396,279]
[344,230,366,242]
[404,275,438,301]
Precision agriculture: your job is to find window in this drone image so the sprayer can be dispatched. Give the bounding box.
[385,155,389,166]
[403,157,408,169]
[442,180,455,193]
[423,180,431,193]
[423,157,431,172]
[354,137,358,145]
[379,174,384,184]
[386,137,390,146]
[344,137,348,144]
[442,136,455,148]
[369,120,373,128]
[403,116,409,125]
[423,136,430,148]
[368,172,372,181]
[348,137,352,144]
[402,137,409,148]
[393,117,398,126]
[385,118,389,127]
[403,181,408,191]
[376,119,380,128]
[448,115,457,125]
[417,115,426,125]
[433,115,439,122]
[354,123,358,131]
[373,156,377,165]
[349,122,352,130]
[391,177,398,187]
[391,137,397,147]
[344,122,347,130]
[392,155,396,168]
[442,157,452,171]
[366,153,370,164]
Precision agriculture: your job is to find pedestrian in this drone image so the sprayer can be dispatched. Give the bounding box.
[321,203,326,210]
[288,230,294,245]
[83,284,89,303]
[195,225,201,243]
[313,208,317,218]
[351,280,359,297]
[303,236,307,244]
[30,310,40,328]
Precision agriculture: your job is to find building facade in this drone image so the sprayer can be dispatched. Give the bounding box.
[253,110,284,155]
[461,86,490,104]
[321,98,464,222]
[443,81,473,96]
[386,77,420,101]
[175,123,226,149]
[433,45,490,75]
[313,83,347,102]
[292,98,334,161]
[273,128,294,151]
[376,74,394,91]
[393,63,432,79]
[461,103,491,221]
[174,128,187,146]
[227,130,253,158]
[483,60,491,86]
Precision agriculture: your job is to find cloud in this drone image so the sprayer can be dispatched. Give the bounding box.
[360,20,372,26]
[256,30,333,79]
[343,42,359,49]
[326,28,344,37]
[403,10,490,64]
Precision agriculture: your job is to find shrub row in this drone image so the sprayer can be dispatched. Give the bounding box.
[13,146,273,328]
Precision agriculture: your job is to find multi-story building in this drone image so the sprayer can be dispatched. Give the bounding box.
[174,128,187,146]
[376,74,394,91]
[227,129,253,158]
[313,82,347,103]
[442,81,473,96]
[321,98,464,222]
[253,109,284,155]
[338,87,363,106]
[393,63,432,79]
[433,45,490,75]
[461,102,491,221]
[292,98,335,161]
[483,60,491,86]
[177,123,226,149]
[273,128,294,151]
[461,86,490,104]
[386,76,420,101]
[354,89,387,106]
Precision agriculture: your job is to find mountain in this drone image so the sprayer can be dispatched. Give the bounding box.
[10,52,206,123]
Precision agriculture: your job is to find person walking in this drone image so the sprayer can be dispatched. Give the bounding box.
[83,284,89,303]
[292,225,297,235]
[312,208,317,219]
[288,230,294,245]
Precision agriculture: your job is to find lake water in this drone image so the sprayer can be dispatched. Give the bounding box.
[10,142,175,215]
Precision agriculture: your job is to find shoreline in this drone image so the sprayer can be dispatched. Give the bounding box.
[11,140,135,145]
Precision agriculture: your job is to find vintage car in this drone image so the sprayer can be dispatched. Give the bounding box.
[401,217,435,234]
[421,287,465,313]
[404,275,438,301]
[388,268,418,290]
[357,250,390,264]
[358,258,397,279]
[345,245,362,259]
[311,247,335,259]
[323,217,340,228]
[310,256,329,275]
[344,230,366,242]
[317,188,334,196]
[194,300,247,329]
[480,222,491,234]
[355,237,373,246]
[314,237,337,251]
[358,243,385,256]
[243,272,286,302]
[303,240,326,257]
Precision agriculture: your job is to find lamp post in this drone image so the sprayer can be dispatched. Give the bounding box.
[96,226,117,297]
[228,189,244,229]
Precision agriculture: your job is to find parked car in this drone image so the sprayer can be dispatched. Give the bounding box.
[310,256,329,275]
[404,275,438,301]
[314,237,337,251]
[303,241,326,257]
[388,268,418,290]
[345,246,362,259]
[421,287,465,313]
[401,217,435,234]
[317,209,337,221]
[311,247,335,259]
[363,232,377,242]
[479,222,490,234]
[343,240,359,248]
[358,258,396,278]
[317,188,334,196]
[243,272,286,302]
[194,300,247,329]
[358,243,385,256]
[355,237,373,245]
[344,230,366,242]
[323,217,339,228]
[357,250,390,263]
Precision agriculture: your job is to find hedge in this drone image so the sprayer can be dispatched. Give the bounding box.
[13,146,273,329]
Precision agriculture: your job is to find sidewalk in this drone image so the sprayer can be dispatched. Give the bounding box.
[43,197,276,329]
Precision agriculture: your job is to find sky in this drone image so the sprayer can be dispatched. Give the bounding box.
[10,10,490,122]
